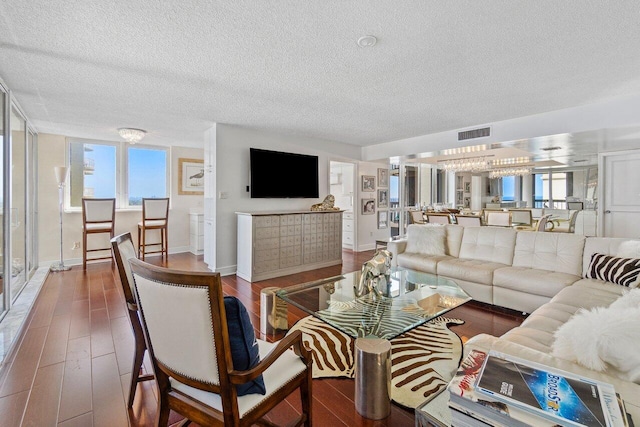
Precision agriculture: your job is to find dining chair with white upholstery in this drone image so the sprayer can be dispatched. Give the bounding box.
[454,215,482,227]
[82,198,116,269]
[129,258,313,426]
[409,210,426,224]
[509,209,533,227]
[486,211,512,227]
[110,232,153,407]
[426,213,452,224]
[137,197,169,260]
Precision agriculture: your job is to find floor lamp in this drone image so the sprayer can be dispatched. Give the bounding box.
[50,166,71,272]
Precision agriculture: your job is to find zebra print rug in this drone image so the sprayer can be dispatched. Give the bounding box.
[287,316,464,409]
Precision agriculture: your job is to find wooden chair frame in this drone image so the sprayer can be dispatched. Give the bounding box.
[138,198,170,261]
[454,214,482,227]
[409,210,425,224]
[426,213,452,224]
[129,258,313,426]
[82,198,116,269]
[110,233,154,408]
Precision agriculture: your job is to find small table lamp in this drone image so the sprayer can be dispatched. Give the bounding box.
[50,166,71,272]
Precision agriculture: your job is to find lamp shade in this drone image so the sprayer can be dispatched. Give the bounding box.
[54,166,68,185]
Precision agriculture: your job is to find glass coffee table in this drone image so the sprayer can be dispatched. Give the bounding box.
[277,267,471,419]
[276,267,471,340]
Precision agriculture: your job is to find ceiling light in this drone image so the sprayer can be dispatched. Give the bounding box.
[357,35,377,48]
[438,156,488,173]
[118,128,147,144]
[489,167,532,179]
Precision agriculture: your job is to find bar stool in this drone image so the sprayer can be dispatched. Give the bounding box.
[137,198,169,260]
[82,198,116,269]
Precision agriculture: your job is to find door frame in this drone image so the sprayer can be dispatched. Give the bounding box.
[598,149,640,237]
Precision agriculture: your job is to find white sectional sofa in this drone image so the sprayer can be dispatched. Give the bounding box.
[388,224,600,313]
[390,225,640,420]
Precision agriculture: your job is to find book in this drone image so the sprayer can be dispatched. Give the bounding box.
[448,350,555,427]
[476,352,626,427]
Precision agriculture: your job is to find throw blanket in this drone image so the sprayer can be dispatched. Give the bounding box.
[287,316,464,408]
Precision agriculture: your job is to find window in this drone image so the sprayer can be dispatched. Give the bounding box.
[501,176,515,201]
[68,140,168,209]
[127,146,168,205]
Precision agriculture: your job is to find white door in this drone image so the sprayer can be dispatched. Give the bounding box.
[601,150,640,237]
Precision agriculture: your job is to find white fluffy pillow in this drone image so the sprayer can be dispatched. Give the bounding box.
[552,306,640,383]
[616,240,640,258]
[609,287,640,310]
[404,224,446,256]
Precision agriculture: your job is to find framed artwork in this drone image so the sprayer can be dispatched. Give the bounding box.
[361,198,375,215]
[378,189,389,208]
[464,182,471,193]
[378,211,388,229]
[178,158,205,195]
[378,168,389,187]
[362,175,375,192]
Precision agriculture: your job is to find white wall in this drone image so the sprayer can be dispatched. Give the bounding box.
[356,162,391,251]
[209,124,373,273]
[38,133,203,266]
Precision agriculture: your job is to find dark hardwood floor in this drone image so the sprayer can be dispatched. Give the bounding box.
[0,251,525,426]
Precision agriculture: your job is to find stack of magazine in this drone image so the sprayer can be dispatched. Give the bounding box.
[446,350,631,427]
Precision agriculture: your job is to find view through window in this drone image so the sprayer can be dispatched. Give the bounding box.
[69,140,168,208]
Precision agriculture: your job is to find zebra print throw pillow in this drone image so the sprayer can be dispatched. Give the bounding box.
[586,253,640,288]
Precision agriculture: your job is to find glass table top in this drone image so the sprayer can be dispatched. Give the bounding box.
[276,267,471,340]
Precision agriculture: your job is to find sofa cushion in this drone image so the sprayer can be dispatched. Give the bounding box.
[437,258,508,286]
[493,267,579,299]
[512,232,585,276]
[224,296,266,396]
[616,240,640,258]
[582,237,640,277]
[586,253,640,288]
[552,306,640,383]
[458,227,516,265]
[444,224,464,257]
[405,224,446,256]
[609,288,640,310]
[396,253,452,274]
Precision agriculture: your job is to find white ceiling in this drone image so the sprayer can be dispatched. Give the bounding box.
[2,1,640,149]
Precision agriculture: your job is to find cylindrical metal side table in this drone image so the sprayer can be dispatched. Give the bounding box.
[354,337,392,420]
[259,287,288,335]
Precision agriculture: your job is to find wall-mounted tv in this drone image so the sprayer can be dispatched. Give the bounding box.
[250,148,319,198]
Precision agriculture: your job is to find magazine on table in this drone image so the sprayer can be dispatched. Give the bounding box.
[447,350,555,427]
[475,351,626,427]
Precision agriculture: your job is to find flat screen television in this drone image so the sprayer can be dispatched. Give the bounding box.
[250,148,319,198]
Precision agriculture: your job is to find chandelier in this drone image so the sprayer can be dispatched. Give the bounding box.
[438,156,488,172]
[488,166,532,179]
[118,128,147,144]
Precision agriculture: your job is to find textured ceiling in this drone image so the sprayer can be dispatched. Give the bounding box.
[2,1,640,148]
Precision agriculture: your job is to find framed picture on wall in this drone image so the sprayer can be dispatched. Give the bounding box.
[378,211,388,229]
[378,189,389,208]
[464,182,471,193]
[178,158,205,195]
[378,168,389,187]
[362,175,375,192]
[361,198,375,215]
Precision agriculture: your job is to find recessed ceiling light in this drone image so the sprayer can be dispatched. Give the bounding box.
[541,146,562,151]
[357,35,377,48]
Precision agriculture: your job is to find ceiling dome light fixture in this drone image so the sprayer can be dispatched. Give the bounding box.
[357,35,377,48]
[118,128,147,144]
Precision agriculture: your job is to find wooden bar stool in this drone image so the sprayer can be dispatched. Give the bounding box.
[82,198,116,269]
[137,198,169,260]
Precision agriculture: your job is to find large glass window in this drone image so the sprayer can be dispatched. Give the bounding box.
[501,176,515,201]
[68,140,168,208]
[127,146,167,205]
[533,172,570,208]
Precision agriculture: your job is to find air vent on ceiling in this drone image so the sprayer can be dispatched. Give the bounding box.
[458,127,491,141]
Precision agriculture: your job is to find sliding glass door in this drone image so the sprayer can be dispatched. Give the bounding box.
[10,107,27,299]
